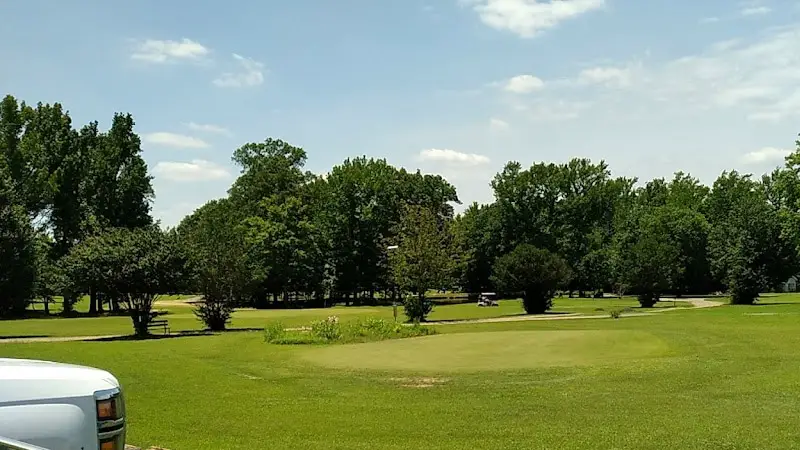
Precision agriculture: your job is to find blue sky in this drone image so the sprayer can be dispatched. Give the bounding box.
[2,0,800,226]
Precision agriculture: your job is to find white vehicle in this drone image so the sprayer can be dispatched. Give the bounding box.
[477,292,499,307]
[0,358,126,450]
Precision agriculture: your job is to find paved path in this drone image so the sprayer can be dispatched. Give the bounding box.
[0,334,126,344]
[0,298,724,344]
[421,298,723,326]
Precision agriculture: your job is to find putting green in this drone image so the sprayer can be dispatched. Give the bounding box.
[301,330,669,372]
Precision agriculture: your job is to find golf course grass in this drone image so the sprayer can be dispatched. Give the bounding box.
[302,330,669,371]
[1,296,681,338]
[2,295,800,449]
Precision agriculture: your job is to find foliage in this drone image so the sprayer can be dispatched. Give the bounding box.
[263,322,287,343]
[61,227,186,335]
[613,205,709,307]
[0,169,37,317]
[491,159,634,296]
[310,316,342,341]
[707,172,796,304]
[194,298,234,332]
[266,316,435,346]
[178,199,248,326]
[403,295,434,323]
[390,204,454,316]
[492,244,572,314]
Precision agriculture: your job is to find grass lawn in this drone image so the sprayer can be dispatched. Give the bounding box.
[2,296,682,339]
[1,295,800,449]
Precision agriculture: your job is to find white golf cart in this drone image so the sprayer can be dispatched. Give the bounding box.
[477,292,499,307]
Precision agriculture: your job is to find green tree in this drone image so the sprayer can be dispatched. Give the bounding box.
[0,168,36,317]
[452,202,502,293]
[244,193,326,306]
[707,172,796,304]
[491,244,571,314]
[492,159,634,297]
[323,157,403,302]
[62,228,186,335]
[391,205,453,321]
[178,199,250,329]
[613,206,708,306]
[227,138,311,305]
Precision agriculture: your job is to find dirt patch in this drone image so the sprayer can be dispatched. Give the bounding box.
[390,377,449,388]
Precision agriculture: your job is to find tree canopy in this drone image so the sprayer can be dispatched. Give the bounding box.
[4,92,800,328]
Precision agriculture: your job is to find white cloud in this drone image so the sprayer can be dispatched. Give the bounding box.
[418,148,491,166]
[143,132,210,149]
[213,54,265,88]
[700,17,721,24]
[528,100,590,121]
[465,0,605,38]
[740,147,791,165]
[154,160,231,181]
[578,66,632,87]
[185,122,230,135]
[740,6,771,16]
[563,26,800,122]
[131,38,209,63]
[489,118,510,131]
[504,74,545,93]
[747,111,783,122]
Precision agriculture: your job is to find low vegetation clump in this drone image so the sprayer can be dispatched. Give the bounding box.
[263,316,435,345]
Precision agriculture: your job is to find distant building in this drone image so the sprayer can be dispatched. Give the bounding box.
[781,276,797,293]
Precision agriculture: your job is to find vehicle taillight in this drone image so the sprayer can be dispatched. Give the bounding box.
[94,387,126,450]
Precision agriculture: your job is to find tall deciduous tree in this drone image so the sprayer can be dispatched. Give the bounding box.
[613,205,708,306]
[391,205,454,321]
[452,202,502,293]
[0,168,36,317]
[179,199,250,330]
[707,172,796,304]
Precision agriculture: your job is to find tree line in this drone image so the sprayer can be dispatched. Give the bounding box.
[3,94,800,334]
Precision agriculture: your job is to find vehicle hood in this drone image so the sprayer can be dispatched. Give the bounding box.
[0,358,119,403]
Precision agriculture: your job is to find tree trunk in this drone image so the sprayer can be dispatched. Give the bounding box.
[131,310,150,336]
[96,291,104,314]
[89,287,97,315]
[44,297,50,315]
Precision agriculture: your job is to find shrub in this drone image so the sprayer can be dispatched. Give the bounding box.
[405,322,436,338]
[264,322,286,343]
[346,317,399,339]
[194,296,234,331]
[266,317,435,346]
[491,244,571,315]
[404,295,433,322]
[637,292,659,308]
[609,309,622,319]
[311,316,342,341]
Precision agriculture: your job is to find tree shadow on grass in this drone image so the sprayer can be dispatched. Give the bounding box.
[90,331,214,342]
[740,302,798,306]
[0,335,49,340]
[88,327,265,342]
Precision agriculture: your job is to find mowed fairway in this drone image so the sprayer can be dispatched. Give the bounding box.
[0,296,678,339]
[303,330,669,371]
[3,296,800,449]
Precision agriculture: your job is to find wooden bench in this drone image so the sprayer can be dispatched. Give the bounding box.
[147,319,170,335]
